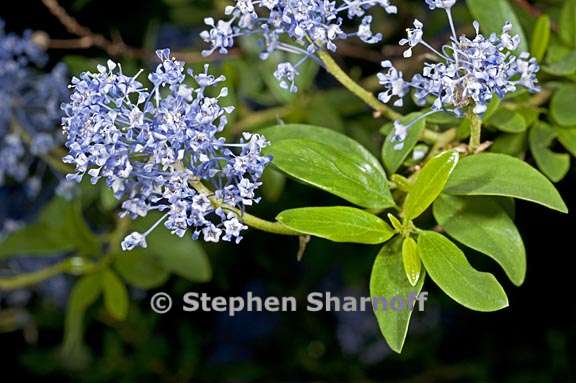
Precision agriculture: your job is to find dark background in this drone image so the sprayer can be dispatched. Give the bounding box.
[1,0,575,381]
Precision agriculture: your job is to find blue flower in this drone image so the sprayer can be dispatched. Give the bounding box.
[62,49,270,249]
[201,0,397,92]
[0,19,69,198]
[377,3,540,148]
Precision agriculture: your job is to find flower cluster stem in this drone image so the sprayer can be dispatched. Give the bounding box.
[318,50,402,120]
[190,180,300,236]
[468,113,482,153]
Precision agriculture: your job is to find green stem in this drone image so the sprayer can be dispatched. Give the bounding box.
[0,257,95,290]
[190,180,300,236]
[317,50,402,120]
[468,113,482,153]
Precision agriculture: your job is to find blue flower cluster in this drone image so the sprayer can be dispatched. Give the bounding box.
[377,0,540,147]
[62,49,270,250]
[201,0,397,92]
[0,20,69,197]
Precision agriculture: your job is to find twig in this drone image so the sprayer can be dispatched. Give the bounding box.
[40,0,235,62]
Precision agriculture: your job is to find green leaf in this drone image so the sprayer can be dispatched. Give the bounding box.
[529,123,570,182]
[444,153,568,213]
[381,112,427,174]
[490,132,527,158]
[559,0,576,48]
[551,85,576,127]
[557,127,576,156]
[101,270,129,321]
[61,273,102,368]
[261,124,384,174]
[266,138,394,209]
[487,109,527,133]
[131,213,212,283]
[0,197,99,258]
[402,237,421,287]
[531,15,551,62]
[542,51,576,76]
[276,206,395,244]
[433,195,526,286]
[466,0,527,52]
[417,231,509,312]
[403,150,460,220]
[370,238,425,353]
[114,249,169,289]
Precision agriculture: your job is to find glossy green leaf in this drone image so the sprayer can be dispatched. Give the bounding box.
[531,15,551,62]
[266,139,394,209]
[403,150,459,220]
[433,194,526,286]
[559,0,576,48]
[61,273,102,368]
[529,123,570,182]
[551,85,576,127]
[557,127,576,157]
[261,124,385,175]
[381,112,427,174]
[444,153,568,213]
[466,0,527,52]
[402,237,421,287]
[487,109,527,133]
[418,231,509,312]
[102,270,129,321]
[276,206,395,244]
[370,238,425,353]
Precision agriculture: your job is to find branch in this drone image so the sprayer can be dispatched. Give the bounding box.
[40,0,235,62]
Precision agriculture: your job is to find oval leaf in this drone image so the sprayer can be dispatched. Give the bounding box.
[551,85,576,127]
[559,0,576,48]
[466,0,527,52]
[531,15,551,62]
[433,194,526,286]
[370,238,426,353]
[403,150,459,220]
[402,237,421,287]
[276,206,394,244]
[114,249,169,290]
[266,138,394,209]
[102,270,129,321]
[132,213,212,283]
[487,109,527,133]
[444,153,568,213]
[529,122,570,182]
[417,231,509,312]
[261,124,386,176]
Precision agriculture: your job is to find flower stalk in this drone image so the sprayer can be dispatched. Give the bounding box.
[190,180,300,236]
[468,113,482,153]
[318,50,402,120]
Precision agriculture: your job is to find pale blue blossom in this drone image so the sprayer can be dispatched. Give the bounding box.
[201,0,397,92]
[62,49,270,249]
[378,3,540,149]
